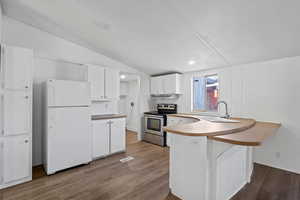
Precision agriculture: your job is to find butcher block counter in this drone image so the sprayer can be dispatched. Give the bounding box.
[163,114,280,146]
[164,113,281,200]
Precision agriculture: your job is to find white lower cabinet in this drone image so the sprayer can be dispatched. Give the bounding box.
[216,145,247,200]
[2,135,31,185]
[110,118,126,154]
[92,120,110,158]
[92,118,126,159]
[169,135,252,200]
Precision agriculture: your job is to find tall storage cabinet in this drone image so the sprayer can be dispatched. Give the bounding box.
[0,45,33,189]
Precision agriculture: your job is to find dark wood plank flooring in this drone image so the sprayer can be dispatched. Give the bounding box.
[0,131,299,200]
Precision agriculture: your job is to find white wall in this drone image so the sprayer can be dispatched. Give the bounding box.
[2,16,148,166]
[175,56,300,174]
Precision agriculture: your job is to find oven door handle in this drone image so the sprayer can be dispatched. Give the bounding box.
[144,115,164,119]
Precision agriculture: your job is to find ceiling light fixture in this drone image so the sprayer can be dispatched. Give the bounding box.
[188,60,196,65]
[120,74,126,79]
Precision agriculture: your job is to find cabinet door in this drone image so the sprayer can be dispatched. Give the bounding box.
[110,118,126,154]
[163,74,181,94]
[150,76,162,95]
[3,91,30,136]
[3,136,30,183]
[88,65,105,101]
[0,139,3,185]
[47,107,92,174]
[105,68,120,100]
[150,77,159,95]
[92,120,110,158]
[2,46,33,90]
[216,146,247,200]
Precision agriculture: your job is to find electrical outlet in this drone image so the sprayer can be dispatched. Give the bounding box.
[275,152,281,159]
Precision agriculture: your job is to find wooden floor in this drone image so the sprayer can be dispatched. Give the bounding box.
[0,131,299,200]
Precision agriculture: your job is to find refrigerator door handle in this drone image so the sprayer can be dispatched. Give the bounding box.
[48,84,55,106]
[0,45,5,89]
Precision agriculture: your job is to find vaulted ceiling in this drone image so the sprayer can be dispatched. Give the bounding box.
[2,0,300,74]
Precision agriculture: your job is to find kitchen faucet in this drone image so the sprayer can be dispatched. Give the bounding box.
[217,101,230,119]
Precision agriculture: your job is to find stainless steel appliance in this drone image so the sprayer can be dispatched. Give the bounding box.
[143,104,177,146]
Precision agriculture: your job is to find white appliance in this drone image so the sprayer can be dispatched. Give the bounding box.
[43,79,92,175]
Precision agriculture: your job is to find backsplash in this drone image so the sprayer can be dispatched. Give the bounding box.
[91,101,118,115]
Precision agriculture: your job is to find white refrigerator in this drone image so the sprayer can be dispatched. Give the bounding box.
[43,79,92,175]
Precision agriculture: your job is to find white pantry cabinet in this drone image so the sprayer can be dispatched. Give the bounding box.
[92,117,126,159]
[92,119,110,158]
[1,46,33,90]
[3,91,31,136]
[3,135,31,184]
[150,73,182,95]
[0,45,33,189]
[87,65,120,101]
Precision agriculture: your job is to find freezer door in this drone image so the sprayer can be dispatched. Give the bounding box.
[46,107,92,174]
[47,80,91,107]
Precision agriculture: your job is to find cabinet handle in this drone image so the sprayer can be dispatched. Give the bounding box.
[25,86,29,89]
[24,140,29,143]
[25,96,29,99]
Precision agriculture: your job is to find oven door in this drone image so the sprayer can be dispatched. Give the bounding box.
[144,115,163,136]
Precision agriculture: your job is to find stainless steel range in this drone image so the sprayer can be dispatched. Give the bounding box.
[143,104,177,146]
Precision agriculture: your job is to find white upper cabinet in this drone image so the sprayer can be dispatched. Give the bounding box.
[163,74,182,94]
[87,65,105,101]
[150,73,182,95]
[1,45,33,90]
[87,65,119,101]
[150,76,163,95]
[3,91,30,136]
[105,68,120,100]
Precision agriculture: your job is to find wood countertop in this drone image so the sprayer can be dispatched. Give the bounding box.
[92,114,126,120]
[163,114,281,146]
[164,114,256,137]
[209,121,281,146]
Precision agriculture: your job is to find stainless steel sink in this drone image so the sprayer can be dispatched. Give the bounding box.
[198,116,240,123]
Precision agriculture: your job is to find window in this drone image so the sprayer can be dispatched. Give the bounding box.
[192,74,219,112]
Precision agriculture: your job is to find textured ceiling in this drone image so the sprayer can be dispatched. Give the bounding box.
[2,0,300,75]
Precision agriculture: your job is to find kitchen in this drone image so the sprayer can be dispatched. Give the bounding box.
[0,0,299,200]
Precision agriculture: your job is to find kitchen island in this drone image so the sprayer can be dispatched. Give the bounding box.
[163,114,281,200]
